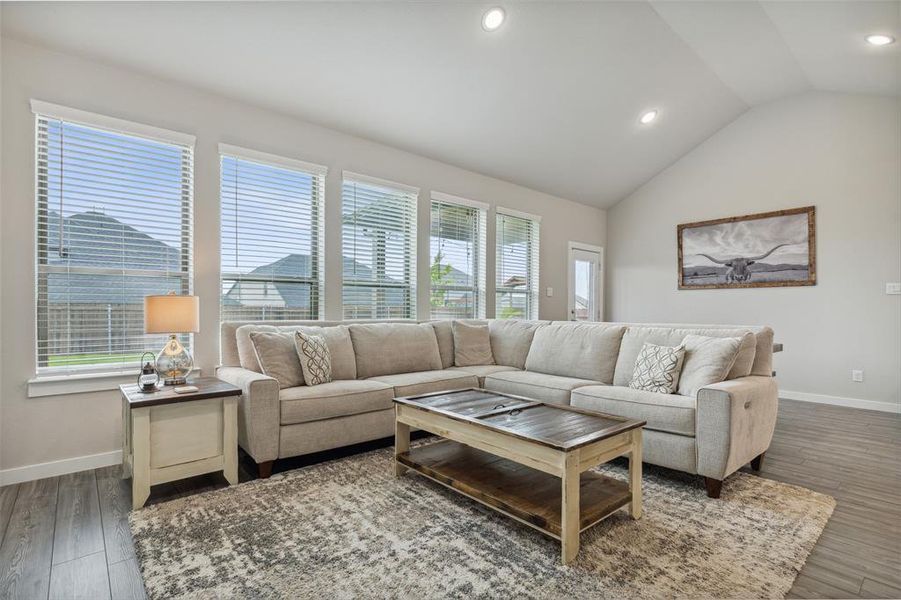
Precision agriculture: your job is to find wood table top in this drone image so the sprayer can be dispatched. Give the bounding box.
[394,388,645,451]
[119,377,241,408]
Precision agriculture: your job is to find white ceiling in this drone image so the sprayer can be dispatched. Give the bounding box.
[2,1,899,208]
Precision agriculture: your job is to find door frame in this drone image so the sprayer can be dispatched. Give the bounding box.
[567,241,604,321]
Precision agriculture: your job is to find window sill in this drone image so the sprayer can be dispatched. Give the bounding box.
[27,368,202,398]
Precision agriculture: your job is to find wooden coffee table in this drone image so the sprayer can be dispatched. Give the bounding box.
[393,388,645,564]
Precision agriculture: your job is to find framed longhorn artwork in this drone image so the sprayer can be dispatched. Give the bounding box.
[678,206,816,290]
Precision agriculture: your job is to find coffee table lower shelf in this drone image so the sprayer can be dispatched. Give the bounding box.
[397,440,631,539]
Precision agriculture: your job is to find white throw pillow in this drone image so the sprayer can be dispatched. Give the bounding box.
[453,321,495,366]
[249,331,304,388]
[294,331,332,386]
[677,334,745,397]
[629,342,686,394]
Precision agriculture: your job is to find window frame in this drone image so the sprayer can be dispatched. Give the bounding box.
[495,207,541,320]
[429,191,488,319]
[218,143,328,323]
[31,100,195,377]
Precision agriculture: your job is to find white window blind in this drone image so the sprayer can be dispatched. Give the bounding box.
[35,111,194,373]
[342,173,418,319]
[429,193,487,319]
[220,146,326,323]
[496,210,540,319]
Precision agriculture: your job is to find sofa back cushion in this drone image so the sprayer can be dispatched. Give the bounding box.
[224,320,345,369]
[613,326,759,386]
[524,323,626,384]
[487,320,548,369]
[236,324,278,372]
[349,323,443,378]
[279,325,356,380]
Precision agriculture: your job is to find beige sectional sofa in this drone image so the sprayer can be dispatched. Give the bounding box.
[218,319,777,497]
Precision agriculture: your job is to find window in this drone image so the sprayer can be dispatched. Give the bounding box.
[496,209,540,319]
[33,101,194,373]
[342,173,418,319]
[429,192,487,319]
[220,145,326,322]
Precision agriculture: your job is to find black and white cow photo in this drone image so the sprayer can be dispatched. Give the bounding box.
[678,206,816,289]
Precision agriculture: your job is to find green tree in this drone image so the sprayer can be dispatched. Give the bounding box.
[430,250,454,308]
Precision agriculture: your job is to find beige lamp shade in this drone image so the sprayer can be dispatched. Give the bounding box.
[144,293,200,334]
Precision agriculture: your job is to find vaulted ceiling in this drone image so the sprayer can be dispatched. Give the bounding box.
[2,1,899,208]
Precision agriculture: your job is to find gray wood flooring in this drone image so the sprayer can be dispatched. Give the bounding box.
[0,398,897,599]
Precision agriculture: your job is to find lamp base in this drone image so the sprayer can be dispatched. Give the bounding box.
[156,334,193,386]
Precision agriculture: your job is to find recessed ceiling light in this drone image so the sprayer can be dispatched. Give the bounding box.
[482,7,505,32]
[866,34,895,46]
[639,110,658,125]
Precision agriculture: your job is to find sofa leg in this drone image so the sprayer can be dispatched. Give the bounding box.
[257,460,274,479]
[704,477,723,499]
[750,452,765,471]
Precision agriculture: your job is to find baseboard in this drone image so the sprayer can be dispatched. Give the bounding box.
[0,449,122,487]
[780,390,901,414]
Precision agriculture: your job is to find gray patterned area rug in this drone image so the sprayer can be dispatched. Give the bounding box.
[130,447,834,599]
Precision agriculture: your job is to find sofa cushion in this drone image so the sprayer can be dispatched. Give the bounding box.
[571,385,697,436]
[349,323,443,378]
[430,320,456,369]
[677,334,747,397]
[249,331,304,388]
[368,369,478,398]
[453,321,495,366]
[524,323,626,384]
[446,365,519,387]
[613,326,759,386]
[279,379,394,425]
[236,324,278,372]
[483,370,600,405]
[280,325,356,380]
[488,320,547,368]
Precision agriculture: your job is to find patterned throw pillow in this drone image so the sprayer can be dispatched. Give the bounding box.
[629,342,686,394]
[294,331,332,386]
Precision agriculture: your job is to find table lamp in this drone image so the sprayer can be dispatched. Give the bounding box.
[144,292,200,385]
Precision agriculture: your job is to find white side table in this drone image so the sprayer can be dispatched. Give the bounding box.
[120,377,241,509]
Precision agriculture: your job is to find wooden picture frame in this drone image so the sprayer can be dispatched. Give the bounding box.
[677,206,816,290]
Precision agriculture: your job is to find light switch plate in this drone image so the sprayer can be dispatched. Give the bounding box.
[546,287,554,297]
[886,282,901,295]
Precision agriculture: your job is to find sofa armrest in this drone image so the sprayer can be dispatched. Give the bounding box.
[695,376,778,480]
[216,366,280,463]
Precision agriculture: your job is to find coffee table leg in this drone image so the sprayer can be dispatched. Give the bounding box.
[394,411,410,477]
[629,429,643,519]
[561,451,580,564]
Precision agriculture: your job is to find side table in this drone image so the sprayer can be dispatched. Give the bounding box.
[119,377,242,509]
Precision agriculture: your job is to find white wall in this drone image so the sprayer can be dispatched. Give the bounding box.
[0,38,606,474]
[606,92,901,411]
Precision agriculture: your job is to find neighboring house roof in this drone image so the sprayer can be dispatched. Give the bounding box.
[224,253,410,309]
[45,210,184,304]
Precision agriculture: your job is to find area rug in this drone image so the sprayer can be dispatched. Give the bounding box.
[130,446,834,599]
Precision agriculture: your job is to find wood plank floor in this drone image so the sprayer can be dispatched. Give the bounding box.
[0,399,897,599]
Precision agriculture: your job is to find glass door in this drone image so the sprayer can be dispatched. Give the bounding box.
[568,244,603,321]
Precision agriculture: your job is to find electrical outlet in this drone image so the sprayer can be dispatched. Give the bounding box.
[546,287,554,297]
[886,282,901,295]
[851,369,864,383]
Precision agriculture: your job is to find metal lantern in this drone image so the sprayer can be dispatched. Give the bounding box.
[138,352,160,392]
